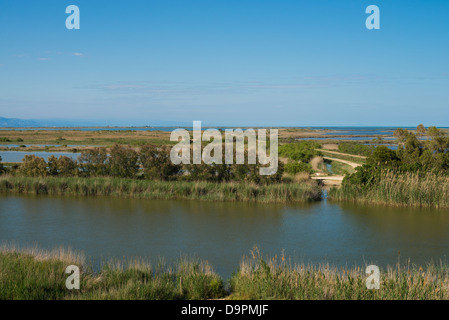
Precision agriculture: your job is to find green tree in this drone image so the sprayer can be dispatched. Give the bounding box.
[393,128,410,144]
[278,141,321,162]
[284,161,313,175]
[416,124,426,137]
[139,144,181,180]
[47,155,59,176]
[398,134,423,168]
[78,147,109,176]
[367,146,400,168]
[108,145,139,178]
[0,156,5,175]
[338,142,374,156]
[426,126,449,153]
[19,155,48,177]
[57,156,78,177]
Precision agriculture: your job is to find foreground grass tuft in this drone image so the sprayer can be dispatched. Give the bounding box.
[0,246,225,300]
[229,248,449,300]
[2,246,449,300]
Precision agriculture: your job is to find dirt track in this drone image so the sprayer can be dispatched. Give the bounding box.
[316,149,367,159]
[322,156,362,169]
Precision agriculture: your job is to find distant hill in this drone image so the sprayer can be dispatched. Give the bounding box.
[0,117,193,128]
[0,117,42,127]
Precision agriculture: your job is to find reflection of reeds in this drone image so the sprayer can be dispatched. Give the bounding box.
[0,175,322,203]
[2,245,449,300]
[329,169,449,208]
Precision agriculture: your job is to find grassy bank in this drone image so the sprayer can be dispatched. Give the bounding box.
[230,249,449,300]
[0,245,224,300]
[325,160,355,176]
[329,170,449,208]
[0,175,321,203]
[2,246,449,300]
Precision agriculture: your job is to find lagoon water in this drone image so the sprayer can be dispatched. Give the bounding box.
[0,151,81,162]
[298,137,397,141]
[1,194,449,278]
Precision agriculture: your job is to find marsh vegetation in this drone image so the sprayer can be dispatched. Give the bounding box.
[331,126,449,207]
[2,246,449,300]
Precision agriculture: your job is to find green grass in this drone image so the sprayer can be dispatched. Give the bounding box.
[326,160,355,176]
[229,249,448,300]
[2,245,449,300]
[319,150,366,165]
[0,245,224,300]
[329,170,449,208]
[337,142,375,157]
[0,175,322,203]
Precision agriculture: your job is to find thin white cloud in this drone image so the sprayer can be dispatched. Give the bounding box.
[39,58,49,61]
[73,52,84,56]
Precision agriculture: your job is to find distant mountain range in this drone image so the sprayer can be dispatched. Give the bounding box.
[0,117,91,127]
[0,117,42,127]
[0,117,193,128]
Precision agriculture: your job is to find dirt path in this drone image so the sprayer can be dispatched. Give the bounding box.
[316,149,367,159]
[322,156,362,169]
[311,176,344,181]
[311,175,344,186]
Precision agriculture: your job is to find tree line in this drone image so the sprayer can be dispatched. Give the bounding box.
[1,144,284,184]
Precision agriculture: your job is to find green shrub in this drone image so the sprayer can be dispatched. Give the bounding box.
[0,156,4,175]
[139,144,181,180]
[338,142,374,156]
[78,147,109,176]
[109,144,139,178]
[19,155,48,177]
[284,161,313,175]
[279,141,321,162]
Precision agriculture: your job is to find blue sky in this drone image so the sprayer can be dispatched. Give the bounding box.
[0,0,448,126]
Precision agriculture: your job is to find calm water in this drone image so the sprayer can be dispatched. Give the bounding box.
[298,137,397,141]
[0,127,178,132]
[0,145,101,148]
[3,126,446,133]
[0,151,80,162]
[1,194,449,278]
[323,129,395,136]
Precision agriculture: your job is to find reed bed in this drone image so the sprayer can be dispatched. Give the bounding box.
[0,245,225,300]
[0,175,321,203]
[329,170,449,208]
[229,248,449,300]
[2,246,449,300]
